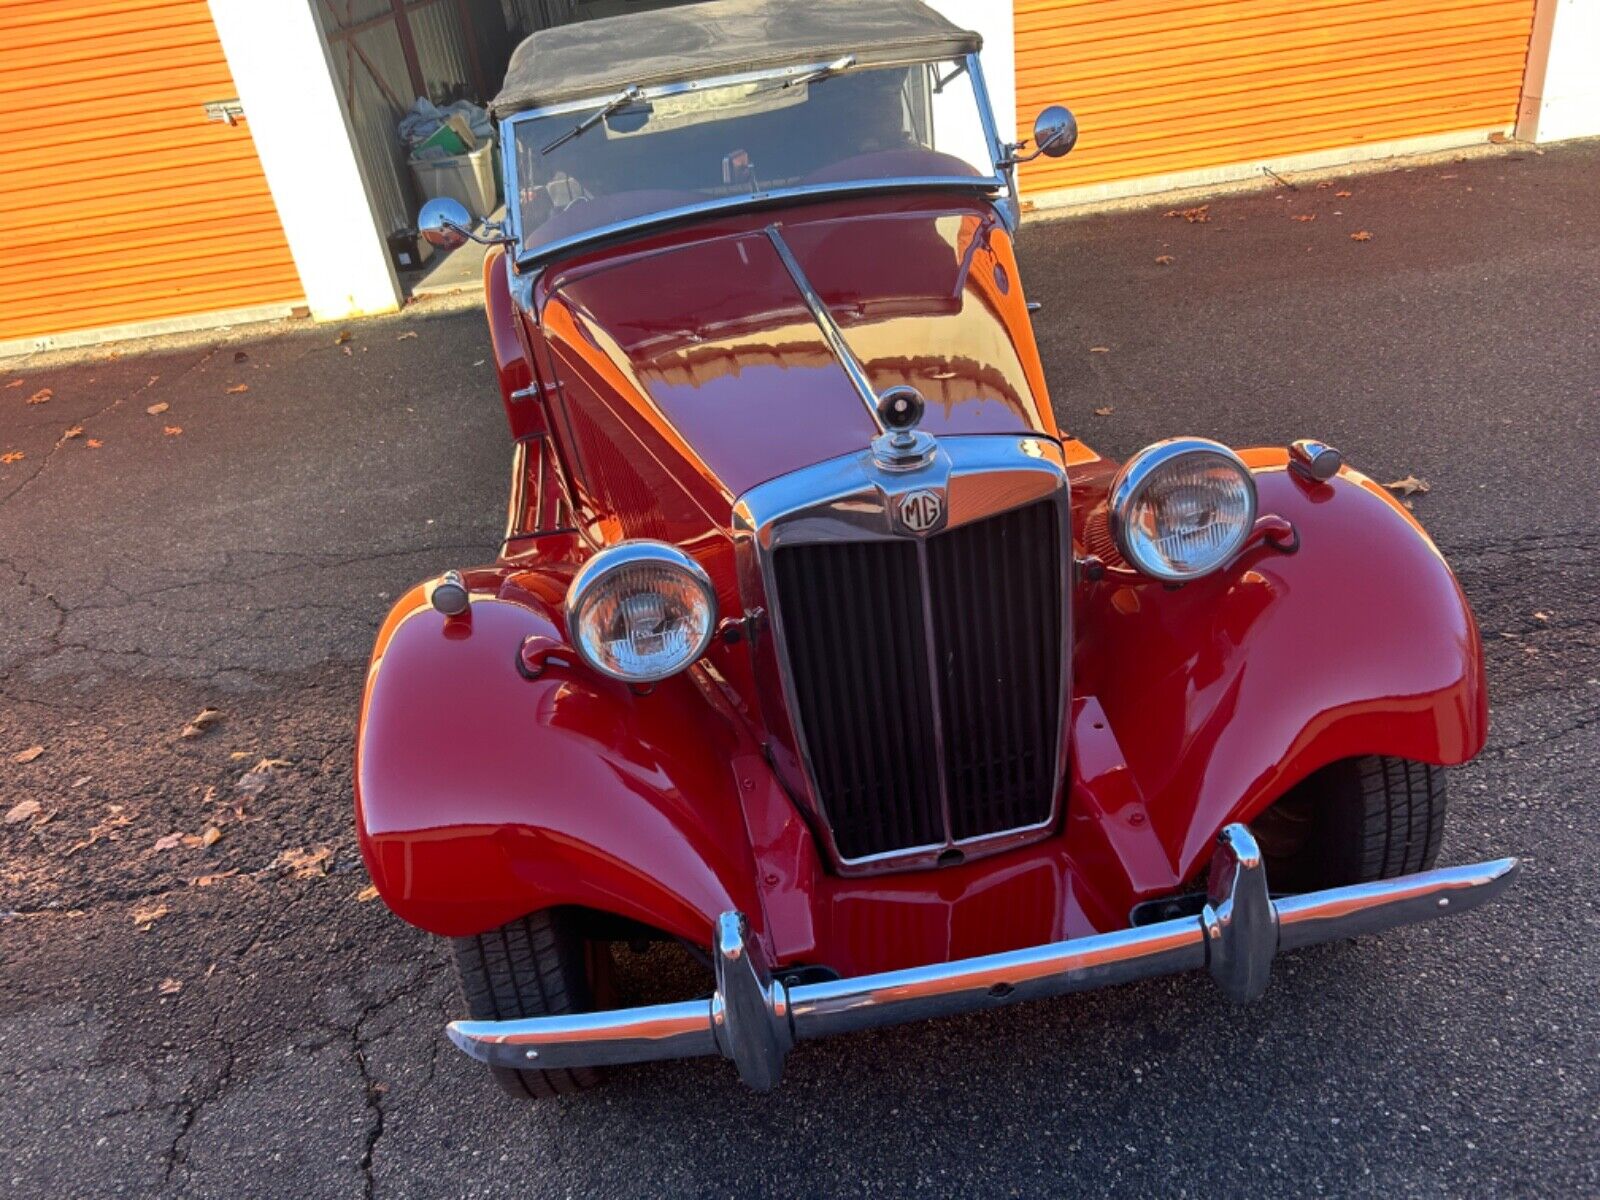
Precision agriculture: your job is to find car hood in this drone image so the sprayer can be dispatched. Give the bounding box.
[540,196,1057,499]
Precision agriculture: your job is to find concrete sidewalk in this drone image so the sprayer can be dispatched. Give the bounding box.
[1,140,1596,1199]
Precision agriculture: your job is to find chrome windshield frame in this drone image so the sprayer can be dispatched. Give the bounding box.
[499,52,1011,269]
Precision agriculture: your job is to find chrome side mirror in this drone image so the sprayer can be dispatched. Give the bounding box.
[1032,105,1078,159]
[1000,105,1079,167]
[419,197,473,249]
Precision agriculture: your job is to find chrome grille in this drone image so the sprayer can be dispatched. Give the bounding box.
[772,500,1063,863]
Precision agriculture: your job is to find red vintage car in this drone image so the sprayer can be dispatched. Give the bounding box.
[357,0,1516,1099]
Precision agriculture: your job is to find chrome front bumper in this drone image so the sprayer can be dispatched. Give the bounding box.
[447,826,1517,1091]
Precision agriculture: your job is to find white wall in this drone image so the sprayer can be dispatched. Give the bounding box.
[208,0,401,320]
[924,0,1018,141]
[1518,0,1600,143]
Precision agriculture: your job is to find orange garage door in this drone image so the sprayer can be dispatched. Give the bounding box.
[1015,0,1538,198]
[0,0,304,346]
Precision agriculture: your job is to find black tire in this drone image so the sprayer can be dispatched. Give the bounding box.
[450,910,605,1100]
[1252,756,1448,893]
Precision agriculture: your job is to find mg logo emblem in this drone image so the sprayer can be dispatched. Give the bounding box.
[899,489,944,534]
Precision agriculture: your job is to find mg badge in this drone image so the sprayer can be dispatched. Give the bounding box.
[899,488,944,534]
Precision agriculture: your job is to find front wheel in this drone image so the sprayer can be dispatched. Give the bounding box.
[450,909,607,1100]
[1252,755,1449,893]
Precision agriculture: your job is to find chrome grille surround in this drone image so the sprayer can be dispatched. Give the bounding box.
[732,434,1073,875]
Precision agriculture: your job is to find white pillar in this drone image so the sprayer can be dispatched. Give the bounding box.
[1517,0,1600,143]
[926,0,1018,141]
[208,0,401,320]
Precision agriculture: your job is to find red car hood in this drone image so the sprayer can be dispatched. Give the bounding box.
[540,196,1058,499]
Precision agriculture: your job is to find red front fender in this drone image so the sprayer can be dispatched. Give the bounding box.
[355,579,765,942]
[1070,448,1488,891]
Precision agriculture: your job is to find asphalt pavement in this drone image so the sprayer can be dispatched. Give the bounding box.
[1,140,1596,1199]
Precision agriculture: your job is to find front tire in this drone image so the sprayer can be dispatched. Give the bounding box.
[450,909,606,1100]
[1253,755,1449,892]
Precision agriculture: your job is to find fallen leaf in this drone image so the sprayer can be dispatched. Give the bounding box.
[1350,230,1373,242]
[233,350,249,364]
[1093,406,1115,416]
[146,402,169,415]
[63,425,83,439]
[1316,181,1333,190]
[1385,475,1431,497]
[180,707,223,739]
[86,439,104,449]
[237,757,292,796]
[132,902,168,929]
[159,978,183,995]
[152,832,185,851]
[1335,190,1353,198]
[278,846,333,879]
[229,751,253,761]
[1291,214,1316,223]
[1533,611,1550,623]
[11,745,44,764]
[26,388,52,405]
[1163,204,1210,223]
[201,784,218,805]
[335,330,352,344]
[225,384,249,395]
[1488,131,1509,145]
[1522,644,1538,656]
[1154,255,1174,265]
[356,884,381,903]
[1089,346,1111,354]
[192,870,238,888]
[5,799,42,824]
[164,425,183,436]
[5,379,23,388]
[396,331,418,341]
[1,451,24,465]
[202,826,222,847]
[71,775,92,788]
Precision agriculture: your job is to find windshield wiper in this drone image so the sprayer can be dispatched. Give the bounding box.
[784,54,855,89]
[542,84,644,155]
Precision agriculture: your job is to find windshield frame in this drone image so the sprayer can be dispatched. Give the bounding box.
[498,51,1011,269]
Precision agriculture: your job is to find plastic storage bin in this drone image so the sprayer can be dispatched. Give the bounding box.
[409,142,497,222]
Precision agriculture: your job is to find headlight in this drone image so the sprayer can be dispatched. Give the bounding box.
[565,542,717,682]
[1110,438,1257,581]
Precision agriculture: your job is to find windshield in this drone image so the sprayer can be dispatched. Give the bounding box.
[508,58,999,256]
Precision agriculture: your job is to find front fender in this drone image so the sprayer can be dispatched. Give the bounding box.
[1073,448,1487,885]
[355,576,764,942]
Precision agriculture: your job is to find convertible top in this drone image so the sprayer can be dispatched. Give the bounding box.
[490,0,982,119]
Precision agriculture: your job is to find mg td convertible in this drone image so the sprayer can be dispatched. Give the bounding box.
[357,0,1516,1099]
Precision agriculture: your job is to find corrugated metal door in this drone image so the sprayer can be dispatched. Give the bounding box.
[1015,0,1538,197]
[0,0,303,345]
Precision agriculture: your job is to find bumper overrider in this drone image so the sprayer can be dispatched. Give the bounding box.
[447,826,1517,1090]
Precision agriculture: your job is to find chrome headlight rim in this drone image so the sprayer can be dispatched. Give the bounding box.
[564,540,718,683]
[1109,437,1258,582]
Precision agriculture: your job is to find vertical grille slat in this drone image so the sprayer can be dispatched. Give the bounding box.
[773,500,1063,862]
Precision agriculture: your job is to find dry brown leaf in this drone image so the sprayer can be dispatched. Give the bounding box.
[1163,204,1210,223]
[86,438,104,449]
[5,799,42,824]
[201,784,218,805]
[335,329,352,344]
[1093,406,1115,417]
[1316,181,1333,189]
[159,978,183,995]
[180,707,223,739]
[146,401,169,415]
[396,331,418,341]
[1089,346,1110,354]
[228,750,253,761]
[63,425,84,439]
[163,425,183,436]
[152,832,185,852]
[237,757,292,797]
[1488,131,1509,145]
[71,775,92,788]
[1385,475,1431,497]
[1335,190,1353,198]
[11,745,44,764]
[1350,230,1373,242]
[1,451,24,465]
[192,869,237,888]
[1290,214,1316,223]
[26,387,52,405]
[356,884,381,903]
[132,902,168,929]
[1154,254,1174,265]
[225,384,249,395]
[279,846,333,879]
[201,826,222,847]
[5,378,24,389]
[1533,611,1550,623]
